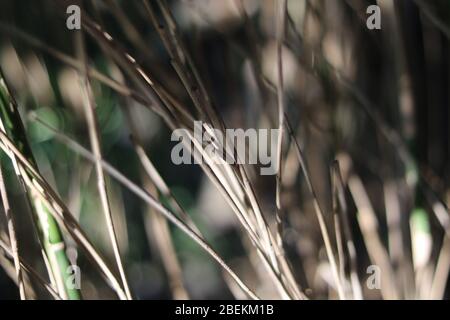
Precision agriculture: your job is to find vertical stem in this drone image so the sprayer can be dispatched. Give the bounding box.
[0,166,25,299]
[76,32,132,300]
[0,70,80,300]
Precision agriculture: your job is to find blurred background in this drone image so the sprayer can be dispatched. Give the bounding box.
[0,0,448,300]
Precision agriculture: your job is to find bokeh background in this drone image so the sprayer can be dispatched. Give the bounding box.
[0,0,449,300]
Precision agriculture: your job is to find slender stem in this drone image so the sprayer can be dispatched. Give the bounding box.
[76,32,132,300]
[0,166,25,299]
[0,70,80,300]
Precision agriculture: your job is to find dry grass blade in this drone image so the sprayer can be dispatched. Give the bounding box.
[29,116,260,300]
[383,181,408,297]
[0,0,447,301]
[143,180,189,300]
[0,167,25,299]
[0,71,79,299]
[333,210,346,296]
[131,6,293,289]
[0,129,127,299]
[347,174,398,299]
[285,118,345,299]
[130,135,198,233]
[429,237,450,299]
[142,0,224,131]
[274,0,287,256]
[70,13,282,290]
[331,160,363,299]
[133,126,297,299]
[0,237,61,300]
[76,31,132,300]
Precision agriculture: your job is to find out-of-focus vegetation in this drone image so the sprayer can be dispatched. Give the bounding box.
[0,0,448,300]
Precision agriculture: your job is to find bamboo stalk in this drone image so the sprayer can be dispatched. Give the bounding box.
[0,70,80,300]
